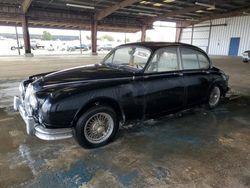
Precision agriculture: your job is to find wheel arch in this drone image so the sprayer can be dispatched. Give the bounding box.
[208,79,227,98]
[72,97,125,127]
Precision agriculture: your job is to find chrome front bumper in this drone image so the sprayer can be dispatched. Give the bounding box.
[13,96,73,140]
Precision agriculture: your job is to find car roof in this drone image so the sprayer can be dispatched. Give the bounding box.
[119,42,205,53]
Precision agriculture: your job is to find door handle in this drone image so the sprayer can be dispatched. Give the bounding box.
[202,70,210,74]
[174,72,183,76]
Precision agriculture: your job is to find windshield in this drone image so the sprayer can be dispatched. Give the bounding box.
[103,46,151,71]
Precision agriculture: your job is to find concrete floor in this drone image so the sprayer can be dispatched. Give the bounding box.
[0,55,250,188]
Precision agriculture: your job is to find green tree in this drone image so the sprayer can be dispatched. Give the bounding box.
[146,36,151,41]
[41,31,53,40]
[136,36,151,42]
[85,35,90,40]
[100,35,114,41]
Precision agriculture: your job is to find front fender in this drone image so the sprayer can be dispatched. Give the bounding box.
[208,77,228,97]
[39,87,123,128]
[72,96,125,127]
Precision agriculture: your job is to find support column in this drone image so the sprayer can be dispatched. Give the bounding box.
[124,33,127,44]
[15,25,21,55]
[191,24,194,45]
[79,30,82,54]
[141,25,146,42]
[207,20,212,54]
[91,19,97,55]
[175,27,182,42]
[175,22,183,42]
[22,15,32,56]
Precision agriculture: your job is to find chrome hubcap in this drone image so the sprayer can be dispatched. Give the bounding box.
[209,87,220,106]
[84,112,114,144]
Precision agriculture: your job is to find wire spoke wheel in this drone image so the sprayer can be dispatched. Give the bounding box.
[209,86,221,107]
[84,112,114,144]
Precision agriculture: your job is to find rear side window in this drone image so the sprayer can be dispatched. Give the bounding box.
[197,52,210,69]
[180,48,199,70]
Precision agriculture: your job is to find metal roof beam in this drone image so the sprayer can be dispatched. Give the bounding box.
[148,0,229,24]
[193,6,250,25]
[148,5,203,23]
[96,0,141,20]
[22,0,33,13]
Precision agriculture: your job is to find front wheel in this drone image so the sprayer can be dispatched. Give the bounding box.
[208,86,221,109]
[75,106,119,148]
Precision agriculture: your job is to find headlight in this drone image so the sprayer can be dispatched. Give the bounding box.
[19,82,25,97]
[19,83,24,93]
[25,84,38,109]
[29,93,38,109]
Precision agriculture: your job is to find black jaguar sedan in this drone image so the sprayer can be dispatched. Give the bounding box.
[14,42,229,148]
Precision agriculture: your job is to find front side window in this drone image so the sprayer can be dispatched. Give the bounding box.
[103,46,151,71]
[146,47,179,73]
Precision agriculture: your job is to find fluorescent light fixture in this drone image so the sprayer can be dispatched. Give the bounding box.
[66,3,95,10]
[207,7,216,10]
[185,18,199,21]
[163,0,175,3]
[195,2,216,10]
[196,10,205,13]
[140,1,150,4]
[154,3,163,6]
[139,12,157,17]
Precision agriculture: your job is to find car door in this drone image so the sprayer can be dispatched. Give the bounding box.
[180,47,211,107]
[143,47,185,117]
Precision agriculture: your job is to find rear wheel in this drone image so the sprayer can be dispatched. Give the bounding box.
[208,86,221,109]
[75,106,119,148]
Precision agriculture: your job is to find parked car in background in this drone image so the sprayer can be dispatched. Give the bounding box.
[11,41,45,51]
[57,43,67,51]
[242,50,250,62]
[97,44,113,51]
[31,40,45,50]
[14,42,229,148]
[46,44,55,51]
[10,45,23,50]
[67,44,89,51]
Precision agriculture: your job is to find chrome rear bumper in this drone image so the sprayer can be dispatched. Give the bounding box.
[14,96,73,140]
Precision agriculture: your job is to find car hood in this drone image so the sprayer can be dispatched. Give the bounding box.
[34,64,134,87]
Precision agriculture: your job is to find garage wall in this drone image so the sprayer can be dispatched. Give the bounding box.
[180,15,250,56]
[181,25,210,52]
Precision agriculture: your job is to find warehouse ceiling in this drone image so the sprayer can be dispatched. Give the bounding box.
[0,0,250,32]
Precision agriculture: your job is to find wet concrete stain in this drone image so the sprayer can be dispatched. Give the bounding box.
[0,81,250,188]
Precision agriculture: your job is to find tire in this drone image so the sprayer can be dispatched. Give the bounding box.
[11,46,16,50]
[208,85,221,109]
[75,105,119,148]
